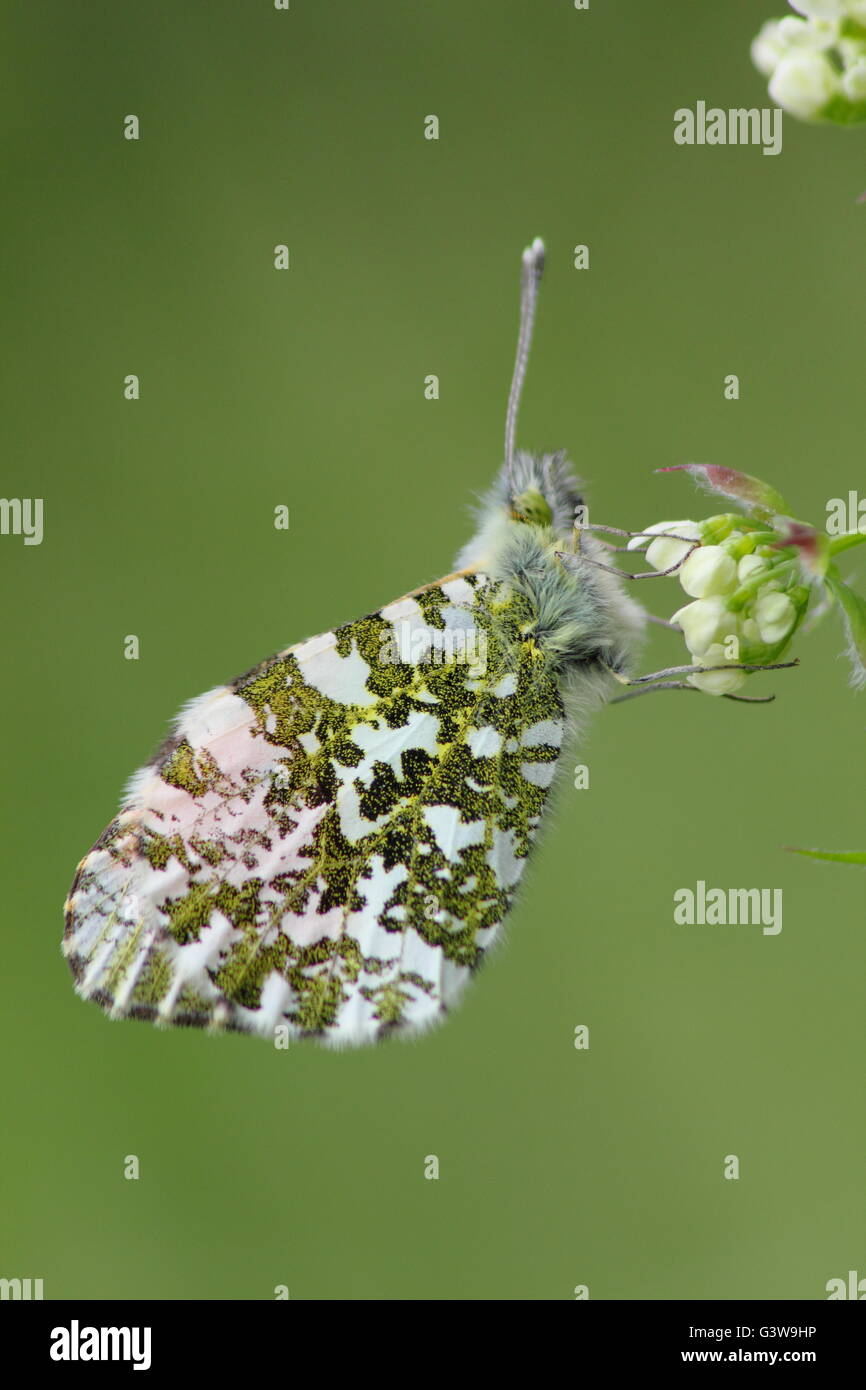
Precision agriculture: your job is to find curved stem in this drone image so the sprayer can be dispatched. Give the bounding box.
[829,530,866,558]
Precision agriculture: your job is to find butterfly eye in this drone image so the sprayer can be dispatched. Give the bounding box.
[511,487,553,527]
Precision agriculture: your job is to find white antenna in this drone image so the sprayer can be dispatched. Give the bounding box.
[504,236,545,486]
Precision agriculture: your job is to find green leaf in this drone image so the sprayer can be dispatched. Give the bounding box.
[656,464,789,519]
[784,847,866,866]
[824,568,866,690]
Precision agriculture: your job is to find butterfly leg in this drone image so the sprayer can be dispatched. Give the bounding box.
[611,681,776,705]
[605,657,798,705]
[557,533,700,581]
[616,658,799,686]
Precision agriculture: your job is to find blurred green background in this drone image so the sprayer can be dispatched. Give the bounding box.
[2,0,864,1301]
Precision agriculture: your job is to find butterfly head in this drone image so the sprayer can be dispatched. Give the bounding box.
[505,449,584,541]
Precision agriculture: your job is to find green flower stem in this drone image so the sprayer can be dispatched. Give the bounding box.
[727,558,798,612]
[745,530,784,547]
[829,531,866,558]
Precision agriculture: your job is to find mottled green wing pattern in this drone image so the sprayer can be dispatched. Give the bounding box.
[64,573,566,1045]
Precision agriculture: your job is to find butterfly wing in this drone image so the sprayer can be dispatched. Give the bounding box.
[64,573,566,1045]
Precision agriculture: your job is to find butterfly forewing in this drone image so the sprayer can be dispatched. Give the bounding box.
[64,573,565,1045]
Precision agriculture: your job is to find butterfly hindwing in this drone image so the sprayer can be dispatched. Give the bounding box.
[64,573,566,1045]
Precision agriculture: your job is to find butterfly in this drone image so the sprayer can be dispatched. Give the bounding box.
[63,239,645,1047]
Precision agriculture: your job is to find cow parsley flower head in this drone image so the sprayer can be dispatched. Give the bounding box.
[631,464,866,696]
[753,1,866,123]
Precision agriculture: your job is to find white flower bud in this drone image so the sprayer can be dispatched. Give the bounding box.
[752,20,789,76]
[688,644,747,696]
[679,545,739,598]
[842,57,866,102]
[754,591,797,644]
[737,553,770,583]
[742,617,761,644]
[670,596,734,656]
[788,0,848,18]
[626,520,699,567]
[777,16,837,50]
[645,524,701,572]
[769,52,840,119]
